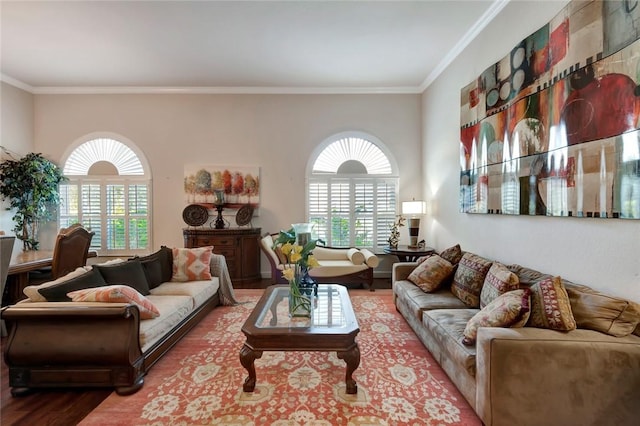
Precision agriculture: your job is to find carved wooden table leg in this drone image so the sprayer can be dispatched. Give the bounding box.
[337,344,360,394]
[239,344,263,392]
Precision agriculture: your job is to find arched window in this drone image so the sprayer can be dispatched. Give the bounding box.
[308,132,398,248]
[59,136,151,255]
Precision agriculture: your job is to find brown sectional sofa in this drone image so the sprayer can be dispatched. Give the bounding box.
[392,256,640,426]
[1,251,237,396]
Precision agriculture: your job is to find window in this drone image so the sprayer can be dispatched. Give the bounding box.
[308,133,398,249]
[59,137,151,255]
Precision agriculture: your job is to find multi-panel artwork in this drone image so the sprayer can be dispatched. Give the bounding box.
[460,0,640,219]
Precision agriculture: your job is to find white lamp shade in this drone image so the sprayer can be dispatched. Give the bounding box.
[402,200,426,215]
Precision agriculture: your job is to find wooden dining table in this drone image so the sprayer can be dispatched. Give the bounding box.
[4,249,97,306]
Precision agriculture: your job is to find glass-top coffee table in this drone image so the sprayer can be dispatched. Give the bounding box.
[239,284,360,394]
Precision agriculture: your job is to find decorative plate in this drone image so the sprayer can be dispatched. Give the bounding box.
[182,204,209,227]
[236,205,254,226]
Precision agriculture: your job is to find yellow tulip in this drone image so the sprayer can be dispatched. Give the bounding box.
[307,256,320,268]
[280,243,292,257]
[290,252,302,263]
[282,268,295,281]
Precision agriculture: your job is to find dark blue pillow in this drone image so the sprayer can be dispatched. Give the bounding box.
[38,269,106,302]
[95,259,150,295]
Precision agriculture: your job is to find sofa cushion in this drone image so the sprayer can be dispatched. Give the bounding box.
[95,258,150,295]
[463,289,531,345]
[480,262,520,308]
[150,279,220,309]
[132,246,173,289]
[527,276,576,331]
[506,264,553,287]
[37,268,107,302]
[451,252,493,308]
[171,246,213,282]
[423,309,478,378]
[24,266,89,302]
[408,254,454,292]
[67,285,160,319]
[394,280,467,321]
[140,295,194,351]
[564,282,640,337]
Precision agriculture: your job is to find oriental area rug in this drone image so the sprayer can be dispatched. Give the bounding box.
[80,289,481,425]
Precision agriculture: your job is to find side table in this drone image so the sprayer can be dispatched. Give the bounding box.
[383,245,435,262]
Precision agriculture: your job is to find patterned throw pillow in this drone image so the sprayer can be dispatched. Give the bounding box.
[67,285,160,319]
[527,276,576,331]
[171,246,213,282]
[463,288,531,345]
[407,254,454,292]
[439,244,463,266]
[451,253,493,307]
[480,262,520,308]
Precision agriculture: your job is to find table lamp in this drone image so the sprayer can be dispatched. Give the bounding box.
[402,200,426,248]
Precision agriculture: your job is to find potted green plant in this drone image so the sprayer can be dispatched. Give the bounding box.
[0,152,66,250]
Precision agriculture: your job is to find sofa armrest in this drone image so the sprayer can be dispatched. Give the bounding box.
[392,262,418,282]
[475,326,640,426]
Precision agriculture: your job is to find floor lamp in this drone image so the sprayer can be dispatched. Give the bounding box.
[402,200,426,248]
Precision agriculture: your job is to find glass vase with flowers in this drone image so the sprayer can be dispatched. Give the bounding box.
[273,224,324,317]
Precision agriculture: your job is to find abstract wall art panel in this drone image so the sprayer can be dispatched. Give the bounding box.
[460,0,640,219]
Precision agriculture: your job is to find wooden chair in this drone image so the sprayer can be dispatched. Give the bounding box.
[51,224,95,279]
[30,224,95,282]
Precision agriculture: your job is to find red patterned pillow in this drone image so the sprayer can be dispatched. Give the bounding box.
[408,254,454,292]
[463,289,531,345]
[67,285,160,319]
[480,262,520,308]
[451,252,493,307]
[439,244,463,265]
[527,276,576,331]
[171,246,213,282]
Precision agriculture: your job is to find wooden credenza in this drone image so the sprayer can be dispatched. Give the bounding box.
[183,228,261,283]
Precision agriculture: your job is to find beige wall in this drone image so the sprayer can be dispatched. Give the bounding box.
[32,93,422,275]
[0,82,34,247]
[422,0,640,303]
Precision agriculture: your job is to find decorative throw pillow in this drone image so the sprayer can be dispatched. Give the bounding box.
[463,288,531,345]
[451,252,493,308]
[408,254,454,292]
[171,246,213,282]
[415,254,434,265]
[67,285,160,319]
[132,246,173,289]
[527,276,576,331]
[37,269,107,302]
[480,262,520,308]
[24,266,89,302]
[439,244,463,266]
[95,258,151,295]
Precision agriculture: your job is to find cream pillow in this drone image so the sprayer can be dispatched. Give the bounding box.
[347,248,365,265]
[23,267,88,302]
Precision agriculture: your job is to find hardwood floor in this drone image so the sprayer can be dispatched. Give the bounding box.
[1,277,391,426]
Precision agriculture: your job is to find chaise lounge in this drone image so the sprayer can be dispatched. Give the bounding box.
[260,233,380,290]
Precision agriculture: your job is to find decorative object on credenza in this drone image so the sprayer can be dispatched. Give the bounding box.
[213,189,227,229]
[235,204,254,227]
[182,204,209,227]
[402,199,426,248]
[459,0,640,220]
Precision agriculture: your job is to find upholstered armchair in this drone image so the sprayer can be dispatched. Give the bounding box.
[260,233,379,291]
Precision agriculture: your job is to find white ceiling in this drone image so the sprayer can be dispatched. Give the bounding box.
[0,0,506,94]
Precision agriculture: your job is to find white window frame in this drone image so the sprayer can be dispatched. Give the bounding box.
[59,133,152,256]
[306,131,399,249]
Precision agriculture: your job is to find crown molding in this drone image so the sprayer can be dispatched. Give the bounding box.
[419,0,510,92]
[0,76,422,95]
